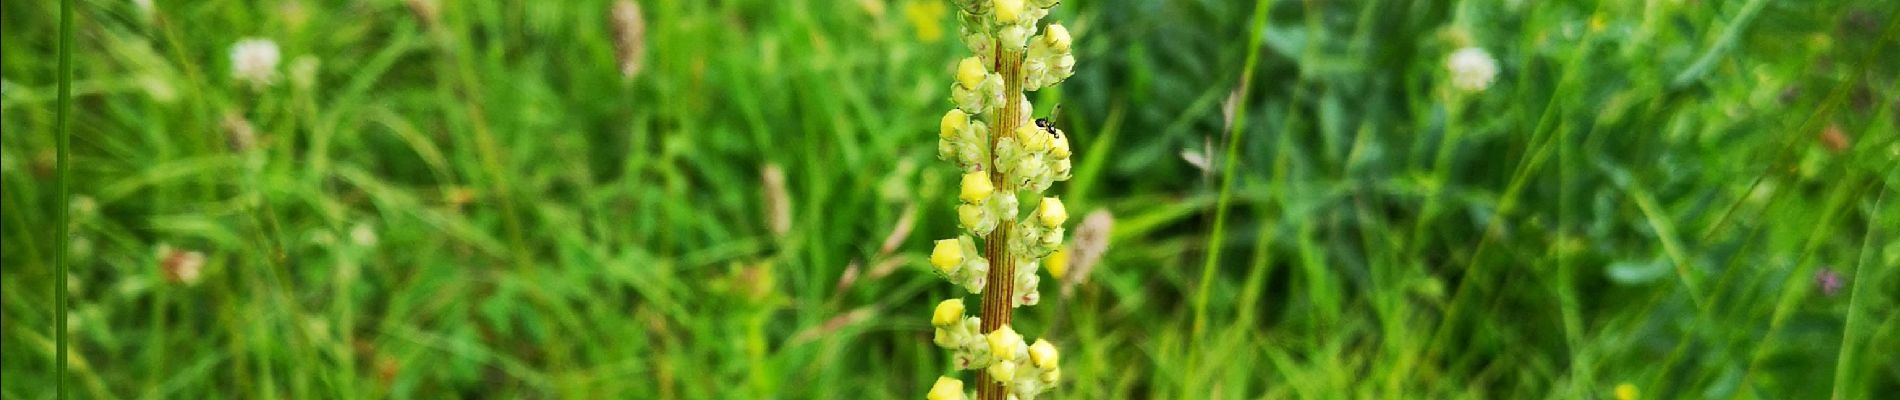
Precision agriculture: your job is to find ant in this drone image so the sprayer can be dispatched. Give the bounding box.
[1034,105,1063,139]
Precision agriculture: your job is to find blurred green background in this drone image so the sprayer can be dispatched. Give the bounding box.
[3,0,1897,398]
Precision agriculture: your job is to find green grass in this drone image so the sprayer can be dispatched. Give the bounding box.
[53,0,74,397]
[3,0,1897,398]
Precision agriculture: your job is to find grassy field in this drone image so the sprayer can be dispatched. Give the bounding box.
[3,0,1897,398]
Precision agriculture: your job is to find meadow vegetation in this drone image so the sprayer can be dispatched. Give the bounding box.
[1,0,1896,398]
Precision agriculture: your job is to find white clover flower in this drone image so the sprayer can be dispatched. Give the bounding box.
[158,245,207,286]
[1446,47,1498,92]
[350,222,379,247]
[230,38,282,89]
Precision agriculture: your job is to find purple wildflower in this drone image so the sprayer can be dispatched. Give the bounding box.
[1814,268,1844,297]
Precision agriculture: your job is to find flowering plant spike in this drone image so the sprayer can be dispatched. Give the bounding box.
[928,0,1074,398]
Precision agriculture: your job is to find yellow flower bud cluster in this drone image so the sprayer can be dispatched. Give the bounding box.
[951,57,1004,114]
[1008,257,1044,307]
[1002,196,1067,307]
[955,172,1016,236]
[931,236,990,294]
[1008,196,1066,259]
[1023,24,1076,91]
[994,115,1073,194]
[938,109,990,171]
[930,299,992,371]
[983,326,1062,398]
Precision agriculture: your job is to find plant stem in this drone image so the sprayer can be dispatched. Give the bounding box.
[54,0,75,396]
[56,0,75,398]
[979,47,1025,400]
[1192,0,1270,350]
[1831,182,1888,399]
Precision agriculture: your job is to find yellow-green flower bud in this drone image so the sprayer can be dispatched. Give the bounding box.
[998,25,1030,50]
[941,109,970,139]
[1044,24,1072,52]
[1044,246,1069,279]
[987,359,1018,383]
[1028,339,1059,369]
[986,325,1026,360]
[1011,264,1043,307]
[933,327,955,347]
[933,298,966,326]
[928,376,967,400]
[932,239,964,275]
[1049,131,1071,159]
[1017,126,1051,152]
[958,203,985,232]
[956,57,987,89]
[1038,226,1063,250]
[993,0,1023,23]
[960,172,995,203]
[1038,197,1067,226]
